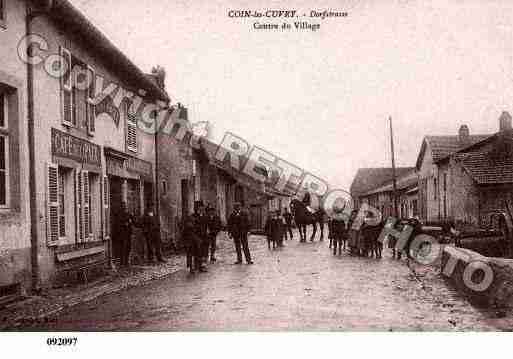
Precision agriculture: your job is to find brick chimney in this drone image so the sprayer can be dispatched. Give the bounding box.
[458,124,470,145]
[499,111,512,132]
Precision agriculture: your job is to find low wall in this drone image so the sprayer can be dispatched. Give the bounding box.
[441,246,513,309]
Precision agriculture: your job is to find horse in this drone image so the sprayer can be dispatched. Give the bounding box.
[290,199,325,242]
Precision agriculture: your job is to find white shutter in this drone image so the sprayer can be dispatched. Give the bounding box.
[103,175,110,239]
[87,65,96,135]
[76,170,83,242]
[82,171,91,241]
[126,101,137,152]
[47,163,60,246]
[60,46,74,126]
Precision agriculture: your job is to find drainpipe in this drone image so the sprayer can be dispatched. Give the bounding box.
[154,123,159,220]
[26,0,53,292]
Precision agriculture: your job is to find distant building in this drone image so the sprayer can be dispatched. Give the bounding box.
[415,124,490,222]
[434,112,513,228]
[359,169,418,219]
[350,167,414,211]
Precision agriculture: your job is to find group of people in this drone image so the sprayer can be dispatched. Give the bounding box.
[264,208,294,249]
[182,201,254,274]
[114,202,166,267]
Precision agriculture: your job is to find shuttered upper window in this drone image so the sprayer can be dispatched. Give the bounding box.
[126,101,138,152]
[60,47,75,127]
[86,65,96,135]
[0,94,5,129]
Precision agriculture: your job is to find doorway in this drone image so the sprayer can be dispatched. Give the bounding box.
[181,179,190,219]
[109,176,123,261]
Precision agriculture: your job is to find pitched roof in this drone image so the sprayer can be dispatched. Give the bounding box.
[363,173,418,196]
[455,132,513,185]
[350,167,414,197]
[457,152,513,185]
[199,138,270,194]
[427,135,490,162]
[41,0,169,102]
[415,134,491,169]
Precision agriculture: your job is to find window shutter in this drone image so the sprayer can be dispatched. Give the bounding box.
[87,65,96,135]
[60,46,74,126]
[126,103,138,152]
[47,163,60,246]
[103,175,110,239]
[82,171,91,241]
[76,170,83,242]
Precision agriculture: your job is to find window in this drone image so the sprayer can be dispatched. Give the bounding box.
[0,0,6,29]
[126,101,138,152]
[86,65,96,135]
[433,178,437,200]
[0,94,8,208]
[60,47,75,126]
[58,171,66,237]
[0,93,5,129]
[162,180,167,195]
[61,47,97,135]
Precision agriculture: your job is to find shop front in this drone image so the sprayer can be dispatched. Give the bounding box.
[48,128,106,285]
[104,147,154,263]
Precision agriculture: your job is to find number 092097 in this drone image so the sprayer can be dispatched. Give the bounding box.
[46,337,77,346]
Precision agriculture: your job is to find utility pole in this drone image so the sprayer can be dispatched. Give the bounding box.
[389,116,399,218]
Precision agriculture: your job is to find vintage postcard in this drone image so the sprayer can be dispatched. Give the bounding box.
[1,0,513,355]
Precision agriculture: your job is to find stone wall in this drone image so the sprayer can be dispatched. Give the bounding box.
[441,246,513,309]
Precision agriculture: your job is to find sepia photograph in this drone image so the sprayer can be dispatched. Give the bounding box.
[1,0,513,353]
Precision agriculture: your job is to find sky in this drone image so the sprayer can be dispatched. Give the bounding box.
[71,0,513,191]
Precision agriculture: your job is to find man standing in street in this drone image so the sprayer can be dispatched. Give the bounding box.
[191,200,208,271]
[206,205,222,262]
[119,202,134,267]
[182,213,201,273]
[228,202,253,264]
[283,207,294,241]
[142,209,166,264]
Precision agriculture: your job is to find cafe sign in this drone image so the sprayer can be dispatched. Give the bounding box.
[105,147,153,181]
[51,128,101,166]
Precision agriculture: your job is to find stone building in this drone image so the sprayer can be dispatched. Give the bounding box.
[1,0,169,297]
[434,112,513,228]
[415,124,489,222]
[0,0,31,301]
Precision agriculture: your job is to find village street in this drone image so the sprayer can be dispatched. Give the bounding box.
[18,229,501,331]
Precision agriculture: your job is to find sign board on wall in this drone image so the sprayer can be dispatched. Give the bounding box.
[51,128,101,166]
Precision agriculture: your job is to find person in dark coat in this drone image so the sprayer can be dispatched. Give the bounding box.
[118,202,134,266]
[283,207,294,240]
[182,214,201,273]
[329,212,347,256]
[265,211,284,249]
[276,211,285,247]
[206,205,222,262]
[227,202,253,264]
[191,200,208,271]
[141,209,165,264]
